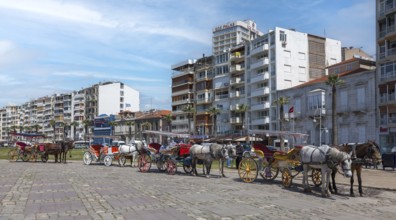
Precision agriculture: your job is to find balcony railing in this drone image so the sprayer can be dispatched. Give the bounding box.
[250,44,268,56]
[250,102,270,111]
[250,87,270,97]
[250,72,269,84]
[230,117,241,124]
[380,70,396,82]
[251,117,270,125]
[250,58,269,70]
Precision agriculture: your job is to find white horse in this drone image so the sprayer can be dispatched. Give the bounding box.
[300,145,352,197]
[190,143,232,178]
[118,140,146,167]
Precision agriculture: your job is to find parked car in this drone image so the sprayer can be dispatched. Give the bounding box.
[74,141,90,149]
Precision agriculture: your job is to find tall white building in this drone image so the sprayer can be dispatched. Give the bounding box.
[246,27,341,131]
[97,82,139,115]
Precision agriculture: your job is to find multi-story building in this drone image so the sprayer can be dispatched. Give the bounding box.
[277,58,376,146]
[246,27,341,132]
[0,81,140,142]
[194,55,214,136]
[171,59,195,134]
[377,0,396,153]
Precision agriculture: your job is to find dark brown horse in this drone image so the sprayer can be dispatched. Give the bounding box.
[330,141,382,196]
[40,142,63,163]
[60,140,75,163]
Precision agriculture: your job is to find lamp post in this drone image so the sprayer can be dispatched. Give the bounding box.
[313,107,322,146]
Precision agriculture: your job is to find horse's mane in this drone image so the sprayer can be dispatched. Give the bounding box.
[328,147,346,162]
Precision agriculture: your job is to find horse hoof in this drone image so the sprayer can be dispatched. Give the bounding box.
[360,194,364,197]
[304,188,312,193]
[206,175,210,178]
[350,193,355,197]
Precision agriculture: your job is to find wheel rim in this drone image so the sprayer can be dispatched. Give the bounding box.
[22,152,30,162]
[312,169,322,186]
[238,158,258,183]
[83,152,92,165]
[8,150,18,161]
[167,160,177,175]
[138,154,151,172]
[104,156,112,167]
[282,169,292,188]
[261,166,279,181]
[157,161,167,171]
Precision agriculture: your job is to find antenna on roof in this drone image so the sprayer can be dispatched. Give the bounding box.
[324,29,326,38]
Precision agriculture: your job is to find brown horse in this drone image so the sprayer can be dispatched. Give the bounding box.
[330,141,382,196]
[41,142,63,163]
[60,140,75,163]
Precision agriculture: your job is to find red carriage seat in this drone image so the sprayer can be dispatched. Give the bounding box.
[16,142,29,150]
[38,144,45,152]
[110,146,119,154]
[178,143,191,157]
[148,143,162,154]
[253,143,278,158]
[90,144,103,157]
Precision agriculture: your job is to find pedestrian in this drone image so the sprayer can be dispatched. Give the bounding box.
[226,141,233,168]
[235,141,244,169]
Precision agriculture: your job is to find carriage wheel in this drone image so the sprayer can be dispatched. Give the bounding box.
[83,152,92,165]
[312,169,322,186]
[104,155,112,167]
[41,154,48,163]
[238,158,258,183]
[8,149,19,161]
[260,164,279,181]
[21,151,31,162]
[118,154,127,167]
[30,152,38,162]
[282,168,293,188]
[138,154,152,172]
[166,160,177,175]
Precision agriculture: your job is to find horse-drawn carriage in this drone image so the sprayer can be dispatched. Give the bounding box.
[83,136,122,166]
[142,130,193,175]
[7,133,48,162]
[238,130,313,187]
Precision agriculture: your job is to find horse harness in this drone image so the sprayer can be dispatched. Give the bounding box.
[304,147,340,169]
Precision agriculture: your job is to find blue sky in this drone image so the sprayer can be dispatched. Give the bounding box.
[0,0,375,110]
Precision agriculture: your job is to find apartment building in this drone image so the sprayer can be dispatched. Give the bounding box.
[377,0,396,153]
[171,59,195,133]
[247,27,341,132]
[0,81,140,142]
[277,58,376,146]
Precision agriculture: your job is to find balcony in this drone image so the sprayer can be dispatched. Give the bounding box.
[172,68,194,78]
[172,119,189,125]
[172,89,193,96]
[230,117,241,124]
[250,58,269,70]
[229,91,244,98]
[196,98,212,104]
[250,87,270,97]
[230,104,240,111]
[230,52,244,62]
[230,77,244,85]
[251,117,270,125]
[250,44,268,56]
[250,102,270,111]
[250,72,269,84]
[214,94,229,101]
[230,65,243,73]
[172,99,193,105]
[380,70,396,82]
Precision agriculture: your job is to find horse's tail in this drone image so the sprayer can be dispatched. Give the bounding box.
[69,149,72,158]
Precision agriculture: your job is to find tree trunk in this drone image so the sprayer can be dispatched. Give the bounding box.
[331,86,338,145]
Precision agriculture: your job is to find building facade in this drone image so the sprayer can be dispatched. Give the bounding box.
[0,81,140,142]
[377,0,396,153]
[277,58,376,146]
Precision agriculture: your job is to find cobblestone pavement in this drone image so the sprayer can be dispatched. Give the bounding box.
[0,160,395,220]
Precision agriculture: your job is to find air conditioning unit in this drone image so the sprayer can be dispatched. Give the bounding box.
[282,41,287,46]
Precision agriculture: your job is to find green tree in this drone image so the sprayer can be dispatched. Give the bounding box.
[273,96,289,151]
[163,114,173,132]
[208,107,221,137]
[49,119,56,142]
[19,125,24,133]
[32,124,42,133]
[82,119,92,142]
[326,73,344,146]
[70,121,79,140]
[182,104,195,134]
[125,121,134,142]
[236,104,248,136]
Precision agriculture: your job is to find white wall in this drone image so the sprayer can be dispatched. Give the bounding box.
[325,38,342,67]
[98,82,140,115]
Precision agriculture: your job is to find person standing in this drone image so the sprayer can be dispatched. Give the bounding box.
[235,141,244,169]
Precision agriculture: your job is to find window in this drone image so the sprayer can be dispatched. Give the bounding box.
[120,91,124,96]
[284,65,291,73]
[357,87,365,107]
[298,66,305,74]
[280,31,287,42]
[298,52,306,60]
[307,91,325,110]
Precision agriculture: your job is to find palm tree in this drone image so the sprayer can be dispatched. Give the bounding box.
[273,96,289,151]
[141,121,151,130]
[82,119,92,142]
[63,122,71,140]
[49,119,56,142]
[208,107,221,137]
[10,125,17,133]
[182,104,195,134]
[236,104,248,136]
[326,73,344,146]
[70,121,79,140]
[19,125,24,133]
[32,124,42,133]
[163,114,173,132]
